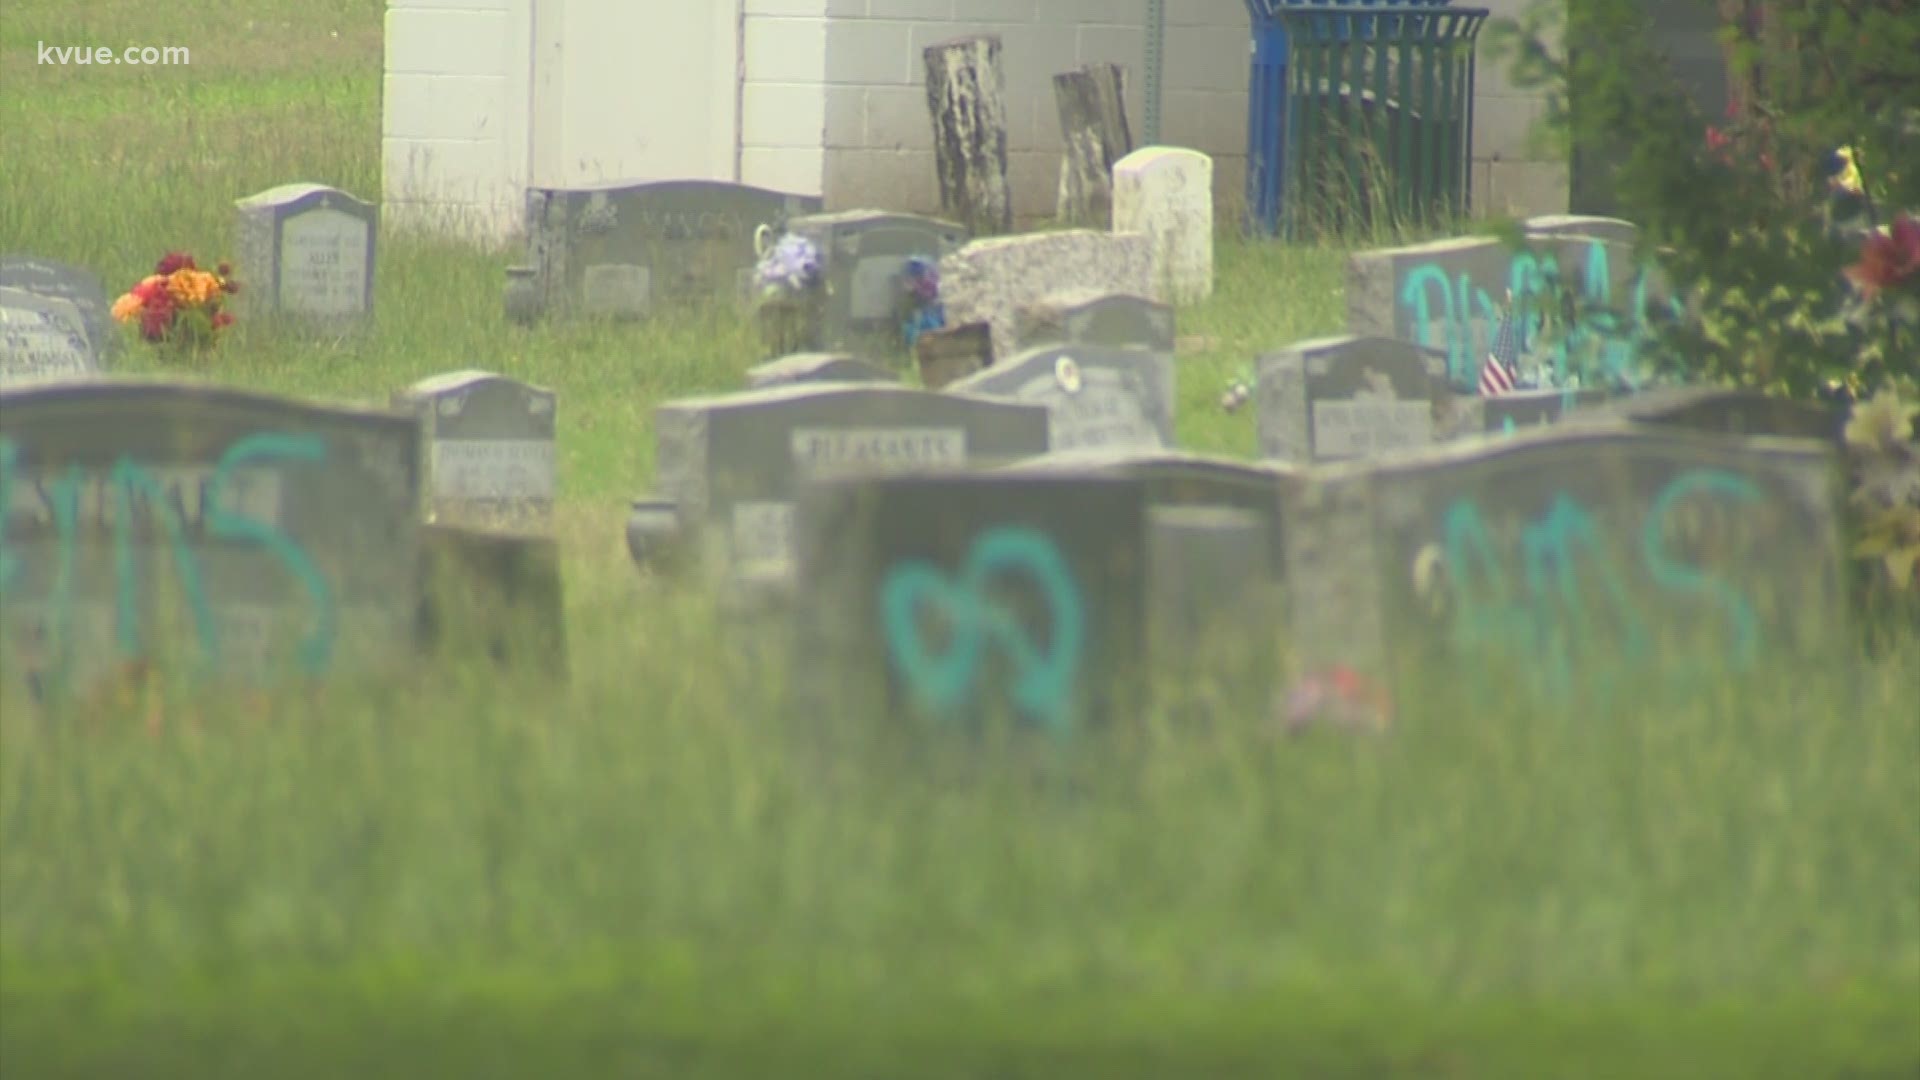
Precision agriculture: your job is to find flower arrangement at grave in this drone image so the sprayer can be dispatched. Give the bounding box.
[750,232,824,357]
[110,252,239,356]
[898,256,945,350]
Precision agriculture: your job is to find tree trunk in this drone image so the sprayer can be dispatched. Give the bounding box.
[923,35,1014,236]
[1052,63,1135,228]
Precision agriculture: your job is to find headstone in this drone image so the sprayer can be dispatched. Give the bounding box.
[523,179,822,320]
[778,210,969,359]
[1523,215,1640,246]
[0,288,99,386]
[0,256,117,360]
[1255,335,1458,464]
[394,370,557,531]
[746,352,902,391]
[1280,423,1849,712]
[1012,288,1175,354]
[1112,146,1214,304]
[940,230,1156,361]
[947,344,1175,453]
[1346,231,1673,391]
[792,470,1150,736]
[1564,386,1844,443]
[1453,386,1612,437]
[652,383,1050,580]
[0,378,422,697]
[233,183,377,323]
[1145,505,1278,687]
[915,321,992,390]
[418,525,567,680]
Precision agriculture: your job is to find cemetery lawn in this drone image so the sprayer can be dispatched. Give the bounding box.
[3,2,1918,1077]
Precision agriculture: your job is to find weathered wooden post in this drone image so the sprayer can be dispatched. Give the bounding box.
[1052,63,1135,227]
[923,35,1013,237]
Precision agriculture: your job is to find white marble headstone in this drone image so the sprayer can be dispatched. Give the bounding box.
[233,182,377,323]
[1112,147,1214,306]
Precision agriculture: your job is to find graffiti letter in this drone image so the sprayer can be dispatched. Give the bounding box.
[1641,469,1763,668]
[108,458,218,663]
[206,434,335,676]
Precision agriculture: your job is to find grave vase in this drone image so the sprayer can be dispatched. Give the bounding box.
[503,266,543,325]
[755,291,823,357]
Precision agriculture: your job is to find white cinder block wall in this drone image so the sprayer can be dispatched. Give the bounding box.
[1470,0,1567,217]
[743,0,1250,224]
[382,0,530,243]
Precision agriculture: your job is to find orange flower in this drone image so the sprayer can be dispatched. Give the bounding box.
[1846,215,1920,298]
[110,292,144,322]
[166,268,222,307]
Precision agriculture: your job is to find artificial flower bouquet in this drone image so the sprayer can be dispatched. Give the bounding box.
[111,252,239,353]
[751,232,824,356]
[898,256,945,350]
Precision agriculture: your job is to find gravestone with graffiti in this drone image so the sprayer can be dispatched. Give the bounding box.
[516,179,822,322]
[395,370,557,531]
[0,255,118,362]
[1346,225,1675,394]
[1452,386,1613,438]
[777,210,969,360]
[1279,422,1849,717]
[0,379,422,697]
[947,344,1175,453]
[650,383,1050,582]
[1255,335,1462,464]
[1564,386,1845,443]
[745,352,901,391]
[0,287,101,386]
[1011,289,1176,355]
[792,470,1151,737]
[232,182,378,325]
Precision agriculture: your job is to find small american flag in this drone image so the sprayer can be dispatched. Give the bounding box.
[1478,299,1521,397]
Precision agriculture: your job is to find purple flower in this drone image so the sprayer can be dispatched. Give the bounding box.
[902,256,940,304]
[753,234,822,299]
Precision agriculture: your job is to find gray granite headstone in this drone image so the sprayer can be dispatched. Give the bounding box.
[1279,423,1848,711]
[1145,505,1279,689]
[233,183,377,324]
[0,378,422,696]
[745,352,901,391]
[1012,289,1177,354]
[947,344,1176,453]
[652,383,1050,580]
[1451,386,1613,437]
[791,470,1151,737]
[523,179,823,320]
[0,287,99,386]
[1563,386,1844,443]
[394,370,557,531]
[0,256,117,360]
[779,210,968,359]
[1346,231,1673,390]
[1256,335,1460,464]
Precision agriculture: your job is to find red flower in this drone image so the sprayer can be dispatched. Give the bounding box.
[211,312,234,329]
[138,301,174,341]
[154,252,196,276]
[1846,215,1920,298]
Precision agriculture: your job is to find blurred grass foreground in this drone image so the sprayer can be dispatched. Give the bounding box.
[1,2,1917,1077]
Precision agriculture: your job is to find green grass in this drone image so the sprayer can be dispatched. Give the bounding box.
[3,3,1918,1077]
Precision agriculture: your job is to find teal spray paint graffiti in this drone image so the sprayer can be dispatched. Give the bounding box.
[880,525,1086,736]
[1400,238,1685,407]
[0,432,337,689]
[1436,467,1764,699]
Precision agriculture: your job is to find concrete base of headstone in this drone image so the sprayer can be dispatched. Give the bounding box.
[417,525,568,682]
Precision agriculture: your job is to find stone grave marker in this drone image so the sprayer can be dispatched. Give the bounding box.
[1451,386,1612,437]
[519,179,822,320]
[791,470,1150,737]
[233,183,377,323]
[1346,230,1673,391]
[651,383,1050,581]
[745,352,901,391]
[0,379,422,697]
[940,230,1156,362]
[1279,423,1849,715]
[0,287,100,385]
[1564,385,1844,443]
[1012,288,1175,354]
[915,321,993,390]
[1255,335,1460,464]
[395,370,557,531]
[947,344,1175,453]
[1144,505,1278,698]
[1112,146,1214,304]
[0,255,117,360]
[778,210,969,360]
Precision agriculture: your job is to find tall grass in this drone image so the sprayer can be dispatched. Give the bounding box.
[2,3,1917,1076]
